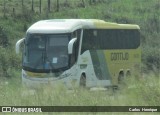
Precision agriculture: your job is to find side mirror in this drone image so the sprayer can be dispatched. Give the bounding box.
[15,38,24,54]
[68,38,77,54]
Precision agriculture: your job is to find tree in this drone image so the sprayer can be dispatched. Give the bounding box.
[56,0,59,12]
[3,0,6,17]
[39,0,41,13]
[48,0,51,12]
[0,26,8,47]
[64,0,69,8]
[81,0,85,8]
[21,0,25,14]
[22,0,24,7]
[31,0,34,12]
[89,0,92,5]
[89,0,96,5]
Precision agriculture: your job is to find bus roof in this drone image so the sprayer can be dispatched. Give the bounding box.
[27,19,140,34]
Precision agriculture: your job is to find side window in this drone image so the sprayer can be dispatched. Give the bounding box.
[99,29,140,49]
[81,29,140,53]
[81,29,97,54]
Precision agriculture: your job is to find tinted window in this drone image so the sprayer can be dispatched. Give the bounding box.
[81,29,140,53]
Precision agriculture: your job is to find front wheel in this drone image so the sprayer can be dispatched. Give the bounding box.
[80,74,86,87]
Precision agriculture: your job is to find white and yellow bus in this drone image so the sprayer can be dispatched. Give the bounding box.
[16,19,141,88]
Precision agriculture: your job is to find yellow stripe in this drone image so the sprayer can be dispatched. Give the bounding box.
[92,20,140,29]
[25,71,47,78]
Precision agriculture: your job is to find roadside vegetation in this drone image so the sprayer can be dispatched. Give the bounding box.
[1,72,160,107]
[0,0,159,111]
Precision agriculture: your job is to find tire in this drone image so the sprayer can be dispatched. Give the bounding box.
[118,72,126,89]
[80,74,86,87]
[118,72,124,84]
[126,71,131,77]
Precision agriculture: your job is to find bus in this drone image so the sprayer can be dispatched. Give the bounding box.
[16,19,141,88]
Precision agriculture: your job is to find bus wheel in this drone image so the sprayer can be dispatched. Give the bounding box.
[126,71,131,77]
[80,74,86,87]
[118,72,126,89]
[118,72,124,84]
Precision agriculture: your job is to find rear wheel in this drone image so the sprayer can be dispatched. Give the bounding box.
[80,74,86,87]
[118,72,124,84]
[118,72,125,89]
[126,71,131,77]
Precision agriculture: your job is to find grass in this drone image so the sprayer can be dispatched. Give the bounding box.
[0,73,159,106]
[0,73,159,115]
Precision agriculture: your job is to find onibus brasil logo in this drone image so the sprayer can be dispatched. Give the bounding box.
[1,107,42,112]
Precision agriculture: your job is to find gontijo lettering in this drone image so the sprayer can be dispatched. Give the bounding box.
[111,52,129,61]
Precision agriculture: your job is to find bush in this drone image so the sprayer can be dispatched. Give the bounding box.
[142,46,160,72]
[0,26,9,47]
[0,47,21,77]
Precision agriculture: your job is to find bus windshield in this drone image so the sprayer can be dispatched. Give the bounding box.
[23,33,70,73]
